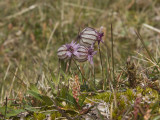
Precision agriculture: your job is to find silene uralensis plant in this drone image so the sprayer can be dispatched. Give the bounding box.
[57,27,104,109]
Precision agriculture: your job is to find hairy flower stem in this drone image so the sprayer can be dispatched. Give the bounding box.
[67,59,72,89]
[90,63,96,89]
[66,59,72,73]
[58,59,61,76]
[98,46,104,89]
[111,24,115,87]
[93,64,96,89]
[57,59,62,95]
[72,58,86,86]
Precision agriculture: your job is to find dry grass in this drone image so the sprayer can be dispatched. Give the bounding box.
[0,0,160,119]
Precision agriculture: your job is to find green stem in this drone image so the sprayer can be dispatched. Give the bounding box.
[72,58,86,85]
[93,63,96,89]
[98,46,104,89]
[67,59,72,90]
[4,97,7,120]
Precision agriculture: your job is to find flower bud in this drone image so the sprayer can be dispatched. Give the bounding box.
[74,46,88,62]
[57,41,80,60]
[57,45,69,59]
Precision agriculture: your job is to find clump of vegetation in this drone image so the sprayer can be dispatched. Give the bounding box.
[0,0,160,119]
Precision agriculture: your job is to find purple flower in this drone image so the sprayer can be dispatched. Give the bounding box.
[65,41,80,57]
[87,45,97,65]
[97,26,104,45]
[57,41,79,59]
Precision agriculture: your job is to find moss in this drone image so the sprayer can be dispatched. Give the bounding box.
[32,112,62,120]
[117,116,122,120]
[51,112,61,119]
[89,92,113,103]
[112,108,117,119]
[33,113,45,120]
[136,86,144,94]
[125,89,135,101]
[112,108,121,120]
[136,87,159,101]
[118,99,126,110]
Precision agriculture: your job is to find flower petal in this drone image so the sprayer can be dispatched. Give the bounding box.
[73,51,79,57]
[66,51,72,58]
[88,55,93,65]
[93,51,97,55]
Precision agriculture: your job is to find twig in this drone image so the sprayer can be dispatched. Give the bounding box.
[1,63,11,104]
[116,70,124,89]
[135,51,160,69]
[3,63,11,81]
[110,102,113,120]
[143,23,160,34]
[64,2,104,13]
[110,82,117,108]
[6,4,38,19]
[134,30,158,64]
[73,104,95,119]
[4,97,7,120]
[9,70,24,85]
[45,22,59,54]
[122,106,132,120]
[9,68,18,97]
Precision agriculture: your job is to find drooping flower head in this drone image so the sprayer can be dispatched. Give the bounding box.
[78,27,104,48]
[74,45,97,65]
[57,41,79,60]
[78,27,98,48]
[74,45,88,62]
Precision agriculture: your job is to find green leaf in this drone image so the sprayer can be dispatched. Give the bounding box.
[60,60,67,72]
[0,106,26,118]
[25,106,40,112]
[59,86,77,107]
[66,92,77,106]
[153,115,160,120]
[46,77,57,94]
[27,90,54,106]
[27,90,43,102]
[29,84,39,93]
[79,94,87,107]
[151,100,159,113]
[41,95,53,106]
